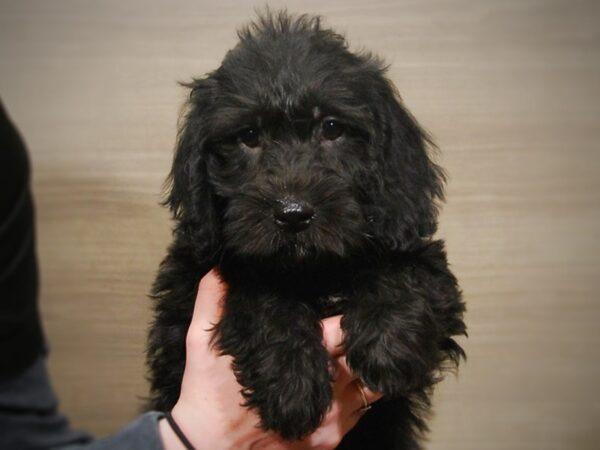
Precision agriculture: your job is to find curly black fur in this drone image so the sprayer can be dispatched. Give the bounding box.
[147,10,466,449]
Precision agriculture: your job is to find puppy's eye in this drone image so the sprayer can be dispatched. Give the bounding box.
[321,118,345,141]
[238,127,260,148]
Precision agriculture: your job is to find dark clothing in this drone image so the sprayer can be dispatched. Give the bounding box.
[0,101,44,379]
[0,101,167,449]
[0,355,165,449]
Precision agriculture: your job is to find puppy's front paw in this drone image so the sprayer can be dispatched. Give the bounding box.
[217,290,335,439]
[343,317,436,397]
[243,344,333,440]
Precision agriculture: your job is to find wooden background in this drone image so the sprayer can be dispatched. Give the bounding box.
[1,1,599,448]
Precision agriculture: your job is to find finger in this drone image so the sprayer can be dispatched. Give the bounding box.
[321,315,344,357]
[345,380,383,415]
[189,269,228,335]
[331,356,354,395]
[332,356,384,411]
[322,377,384,445]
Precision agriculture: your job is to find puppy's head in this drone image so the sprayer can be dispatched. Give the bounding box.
[167,11,444,267]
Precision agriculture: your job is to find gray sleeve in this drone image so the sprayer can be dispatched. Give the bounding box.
[0,356,92,450]
[60,412,166,450]
[0,355,166,450]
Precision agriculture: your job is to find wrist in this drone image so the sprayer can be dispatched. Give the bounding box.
[167,400,279,450]
[158,417,187,450]
[169,400,231,450]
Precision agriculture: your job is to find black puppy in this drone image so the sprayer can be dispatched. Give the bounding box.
[147,11,466,449]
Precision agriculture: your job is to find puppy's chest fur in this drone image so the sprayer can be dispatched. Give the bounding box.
[279,290,348,318]
[319,293,347,317]
[217,258,369,318]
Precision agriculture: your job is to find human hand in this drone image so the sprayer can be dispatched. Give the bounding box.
[159,270,381,450]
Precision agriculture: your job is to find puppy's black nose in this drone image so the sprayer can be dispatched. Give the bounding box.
[273,199,314,232]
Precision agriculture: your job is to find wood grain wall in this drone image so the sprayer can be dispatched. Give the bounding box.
[1,1,599,449]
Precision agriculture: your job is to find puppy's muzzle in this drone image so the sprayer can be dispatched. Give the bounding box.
[273,198,314,233]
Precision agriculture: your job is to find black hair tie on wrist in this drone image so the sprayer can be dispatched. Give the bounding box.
[165,411,196,450]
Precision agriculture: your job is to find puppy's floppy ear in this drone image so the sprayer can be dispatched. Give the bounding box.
[165,77,220,263]
[372,82,445,251]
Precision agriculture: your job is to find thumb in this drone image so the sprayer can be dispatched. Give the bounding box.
[188,269,228,338]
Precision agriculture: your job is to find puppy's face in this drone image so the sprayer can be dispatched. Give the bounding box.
[210,103,369,261]
[167,14,444,265]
